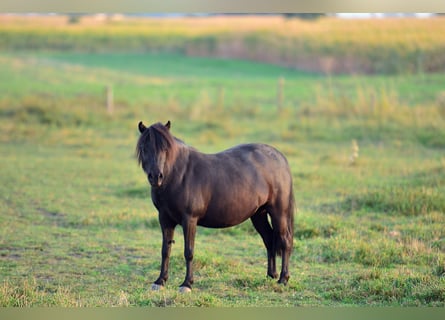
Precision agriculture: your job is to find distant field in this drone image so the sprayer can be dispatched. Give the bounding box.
[1,15,445,74]
[1,15,445,306]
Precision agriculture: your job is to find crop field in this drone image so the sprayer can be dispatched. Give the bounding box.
[1,15,445,306]
[2,14,445,74]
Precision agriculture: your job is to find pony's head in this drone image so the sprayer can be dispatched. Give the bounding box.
[137,120,175,188]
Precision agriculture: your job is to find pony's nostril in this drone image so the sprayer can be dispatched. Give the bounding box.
[148,173,153,180]
[159,173,163,179]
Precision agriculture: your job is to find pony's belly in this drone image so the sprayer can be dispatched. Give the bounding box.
[197,219,243,229]
[197,220,245,229]
[196,208,257,228]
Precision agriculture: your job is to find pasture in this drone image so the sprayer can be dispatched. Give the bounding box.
[1,15,445,306]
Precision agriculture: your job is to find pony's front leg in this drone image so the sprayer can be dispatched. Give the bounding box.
[179,216,197,292]
[152,222,176,290]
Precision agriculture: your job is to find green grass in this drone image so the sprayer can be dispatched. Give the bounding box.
[1,51,445,306]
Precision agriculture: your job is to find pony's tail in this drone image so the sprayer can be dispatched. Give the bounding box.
[273,185,296,257]
[287,185,295,252]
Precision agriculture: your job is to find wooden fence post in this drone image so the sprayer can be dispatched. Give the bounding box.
[277,77,284,112]
[217,86,225,110]
[105,85,113,114]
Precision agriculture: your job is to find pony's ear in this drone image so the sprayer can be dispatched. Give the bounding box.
[138,121,147,133]
[165,120,171,130]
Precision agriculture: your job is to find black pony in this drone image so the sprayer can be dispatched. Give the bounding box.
[137,121,295,292]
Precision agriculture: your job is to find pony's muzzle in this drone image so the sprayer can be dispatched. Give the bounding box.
[148,172,164,187]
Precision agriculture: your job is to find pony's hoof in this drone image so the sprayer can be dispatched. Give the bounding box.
[151,283,164,291]
[179,286,192,293]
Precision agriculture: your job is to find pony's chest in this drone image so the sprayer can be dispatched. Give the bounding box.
[152,188,186,212]
[151,185,207,218]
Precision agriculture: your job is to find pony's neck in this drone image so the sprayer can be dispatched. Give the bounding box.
[160,142,189,189]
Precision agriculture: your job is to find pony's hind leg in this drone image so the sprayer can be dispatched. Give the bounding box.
[250,209,278,279]
[277,236,292,285]
[268,202,294,285]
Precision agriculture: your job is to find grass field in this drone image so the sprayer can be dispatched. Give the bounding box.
[1,16,445,306]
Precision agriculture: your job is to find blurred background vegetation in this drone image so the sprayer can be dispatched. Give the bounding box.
[1,14,445,74]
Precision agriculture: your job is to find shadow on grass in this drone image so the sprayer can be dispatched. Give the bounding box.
[114,187,149,199]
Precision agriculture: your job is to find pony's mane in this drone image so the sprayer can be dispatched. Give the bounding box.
[136,122,177,165]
